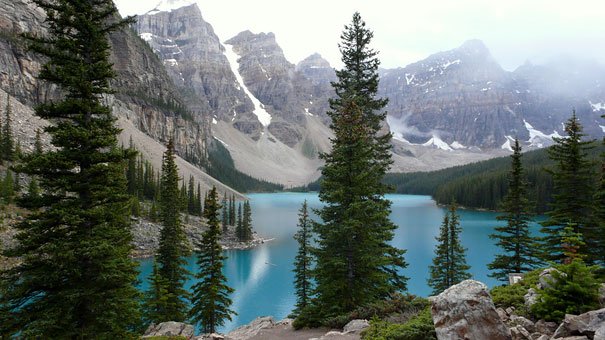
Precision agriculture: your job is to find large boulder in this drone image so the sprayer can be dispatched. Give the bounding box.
[225,316,275,340]
[430,280,512,340]
[537,267,566,290]
[342,319,370,334]
[524,288,539,308]
[143,321,195,338]
[552,308,605,339]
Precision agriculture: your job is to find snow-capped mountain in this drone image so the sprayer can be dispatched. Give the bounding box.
[380,40,605,150]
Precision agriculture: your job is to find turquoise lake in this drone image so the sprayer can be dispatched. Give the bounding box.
[137,192,541,333]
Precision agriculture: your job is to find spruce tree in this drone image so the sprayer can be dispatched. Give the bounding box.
[428,202,471,295]
[187,175,196,215]
[488,138,539,281]
[292,200,313,317]
[0,0,140,337]
[142,261,170,326]
[157,138,190,322]
[242,201,253,241]
[229,195,236,225]
[593,112,605,266]
[222,194,229,233]
[1,94,14,162]
[236,202,243,241]
[33,129,43,155]
[310,12,407,317]
[189,186,235,333]
[540,111,596,263]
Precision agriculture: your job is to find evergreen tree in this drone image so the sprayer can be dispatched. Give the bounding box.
[229,195,236,225]
[33,129,43,155]
[241,201,253,241]
[593,113,605,266]
[310,12,407,318]
[157,138,190,322]
[126,137,137,196]
[540,112,596,263]
[0,1,140,337]
[189,186,235,333]
[196,183,202,216]
[142,261,170,326]
[221,194,229,233]
[292,200,313,317]
[187,175,196,215]
[236,202,243,241]
[1,170,14,204]
[428,202,471,295]
[488,138,539,281]
[1,94,14,162]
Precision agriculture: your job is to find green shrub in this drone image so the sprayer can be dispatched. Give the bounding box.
[294,294,429,330]
[490,267,542,316]
[531,260,600,322]
[361,308,436,340]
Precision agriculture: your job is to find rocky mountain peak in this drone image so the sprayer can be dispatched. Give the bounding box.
[296,53,335,87]
[146,0,197,15]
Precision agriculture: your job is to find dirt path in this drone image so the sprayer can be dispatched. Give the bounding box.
[243,324,360,340]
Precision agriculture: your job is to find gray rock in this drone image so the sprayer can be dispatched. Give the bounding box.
[525,288,539,308]
[343,319,370,334]
[510,315,535,333]
[225,316,275,340]
[498,307,510,322]
[534,319,558,336]
[431,280,512,340]
[143,321,195,338]
[195,334,224,340]
[510,325,532,340]
[533,333,549,340]
[537,267,566,290]
[552,308,605,339]
[554,337,589,340]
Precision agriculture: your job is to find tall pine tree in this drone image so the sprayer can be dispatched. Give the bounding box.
[157,138,190,322]
[594,114,605,266]
[540,111,596,263]
[1,94,14,162]
[142,260,170,326]
[291,200,313,317]
[189,186,235,333]
[221,194,229,233]
[428,202,471,295]
[489,138,539,281]
[0,0,140,337]
[310,12,407,318]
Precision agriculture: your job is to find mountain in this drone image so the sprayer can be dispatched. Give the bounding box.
[0,0,244,198]
[380,40,605,151]
[136,3,336,186]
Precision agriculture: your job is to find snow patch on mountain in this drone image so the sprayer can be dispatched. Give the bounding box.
[223,43,272,127]
[423,136,453,151]
[147,0,196,15]
[450,141,466,150]
[524,119,562,148]
[501,135,515,151]
[590,101,605,112]
[139,33,153,42]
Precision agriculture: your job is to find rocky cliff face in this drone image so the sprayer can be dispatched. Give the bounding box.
[134,2,259,135]
[225,31,330,146]
[380,40,605,150]
[0,0,241,197]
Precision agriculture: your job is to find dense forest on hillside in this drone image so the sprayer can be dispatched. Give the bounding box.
[385,145,604,213]
[296,145,604,213]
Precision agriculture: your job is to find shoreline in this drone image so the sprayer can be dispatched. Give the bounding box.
[130,235,275,259]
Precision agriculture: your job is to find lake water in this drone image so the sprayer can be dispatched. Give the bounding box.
[137,192,541,333]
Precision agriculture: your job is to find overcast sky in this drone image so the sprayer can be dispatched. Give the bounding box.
[113,0,605,71]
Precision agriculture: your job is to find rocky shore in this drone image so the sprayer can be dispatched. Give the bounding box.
[130,215,271,258]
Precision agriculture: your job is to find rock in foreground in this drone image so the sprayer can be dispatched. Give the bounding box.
[431,279,511,340]
[143,321,195,338]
